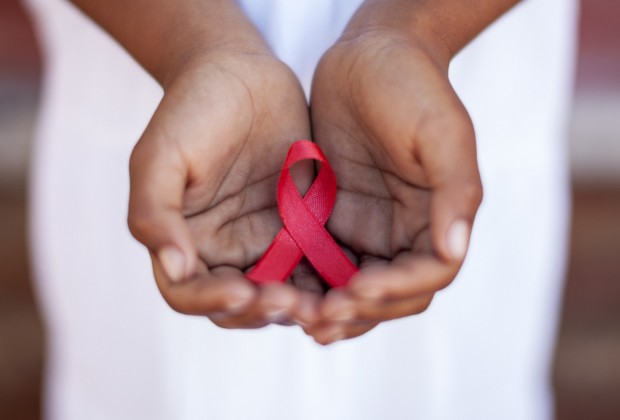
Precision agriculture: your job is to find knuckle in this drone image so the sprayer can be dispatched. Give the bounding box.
[461,181,484,210]
[127,141,158,242]
[210,316,267,330]
[416,295,434,314]
[161,293,193,316]
[128,140,147,174]
[127,209,156,241]
[402,295,434,317]
[437,274,456,291]
[419,103,474,142]
[155,281,202,317]
[208,316,237,329]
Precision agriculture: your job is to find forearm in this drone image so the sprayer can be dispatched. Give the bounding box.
[344,0,520,66]
[71,0,268,87]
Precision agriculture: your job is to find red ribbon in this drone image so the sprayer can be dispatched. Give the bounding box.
[246,140,358,288]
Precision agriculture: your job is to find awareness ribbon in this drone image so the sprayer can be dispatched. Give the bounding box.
[246,140,358,288]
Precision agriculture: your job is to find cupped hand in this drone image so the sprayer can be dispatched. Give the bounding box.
[128,48,321,329]
[306,30,483,344]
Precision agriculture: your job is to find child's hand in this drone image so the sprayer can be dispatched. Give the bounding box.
[306,29,483,344]
[128,49,321,328]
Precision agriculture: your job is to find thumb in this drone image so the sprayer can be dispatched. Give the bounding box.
[419,116,483,263]
[128,132,198,282]
[430,180,483,262]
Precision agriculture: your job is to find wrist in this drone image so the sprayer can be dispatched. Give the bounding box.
[341,0,519,70]
[340,0,453,71]
[156,3,272,88]
[159,36,272,91]
[72,0,272,89]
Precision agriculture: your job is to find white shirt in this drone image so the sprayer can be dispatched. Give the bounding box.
[26,1,577,419]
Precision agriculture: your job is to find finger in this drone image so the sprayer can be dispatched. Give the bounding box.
[290,259,328,295]
[417,106,483,262]
[292,290,321,326]
[320,288,434,323]
[348,253,457,301]
[152,260,256,316]
[208,283,301,329]
[128,69,258,281]
[263,289,322,327]
[306,321,379,346]
[128,127,197,282]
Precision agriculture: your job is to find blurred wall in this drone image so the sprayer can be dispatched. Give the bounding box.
[570,0,620,184]
[0,0,39,188]
[0,1,42,419]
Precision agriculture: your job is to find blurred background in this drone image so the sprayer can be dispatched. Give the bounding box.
[0,0,618,419]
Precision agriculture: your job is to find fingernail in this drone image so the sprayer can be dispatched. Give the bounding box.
[293,318,310,327]
[158,246,186,282]
[266,308,288,323]
[327,305,355,322]
[226,299,250,313]
[220,286,255,313]
[447,220,470,260]
[351,282,383,300]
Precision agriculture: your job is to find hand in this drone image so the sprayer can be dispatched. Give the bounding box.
[128,48,321,329]
[305,29,483,344]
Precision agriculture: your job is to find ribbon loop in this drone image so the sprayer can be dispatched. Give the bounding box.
[246,140,358,288]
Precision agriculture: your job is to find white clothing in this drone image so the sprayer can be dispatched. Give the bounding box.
[26,0,578,419]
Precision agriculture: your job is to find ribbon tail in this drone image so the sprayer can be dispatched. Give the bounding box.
[246,228,303,283]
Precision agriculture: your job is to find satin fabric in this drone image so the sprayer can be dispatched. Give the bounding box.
[25,0,578,419]
[247,140,357,287]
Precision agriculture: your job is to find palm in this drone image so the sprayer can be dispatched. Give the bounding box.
[302,34,481,343]
[177,54,312,273]
[131,50,328,327]
[318,136,432,265]
[311,37,456,266]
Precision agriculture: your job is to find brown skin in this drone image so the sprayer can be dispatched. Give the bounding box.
[305,33,479,343]
[306,0,519,344]
[71,0,518,341]
[73,0,323,328]
[128,51,324,329]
